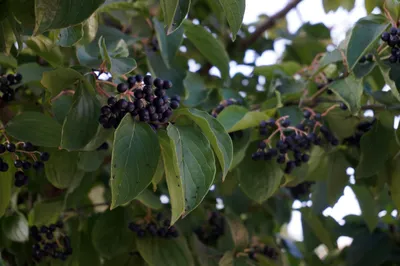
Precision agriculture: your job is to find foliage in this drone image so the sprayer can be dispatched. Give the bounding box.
[1,0,400,265]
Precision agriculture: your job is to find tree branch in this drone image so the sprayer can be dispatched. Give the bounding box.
[241,0,303,50]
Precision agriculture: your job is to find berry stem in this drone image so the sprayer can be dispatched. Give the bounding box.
[321,104,340,117]
[95,84,111,98]
[51,90,75,103]
[383,1,397,26]
[96,80,117,88]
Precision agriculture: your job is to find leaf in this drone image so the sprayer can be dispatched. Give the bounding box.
[356,118,394,178]
[158,131,185,224]
[61,78,101,150]
[77,150,105,172]
[146,51,186,97]
[183,20,230,80]
[160,0,179,33]
[34,0,106,33]
[45,150,84,189]
[137,236,195,266]
[301,208,335,250]
[217,105,269,133]
[169,0,191,34]
[28,201,64,226]
[326,151,349,205]
[80,13,99,45]
[347,14,389,70]
[0,54,17,68]
[224,213,249,251]
[153,18,184,68]
[41,68,83,96]
[174,108,233,180]
[236,142,283,203]
[1,213,29,243]
[0,18,16,55]
[167,124,216,216]
[25,35,64,67]
[219,251,234,266]
[110,117,161,209]
[136,190,163,210]
[183,72,208,107]
[329,75,363,113]
[375,55,400,102]
[152,155,165,189]
[57,24,84,47]
[230,129,251,170]
[98,37,137,76]
[0,155,13,218]
[6,112,62,148]
[253,61,302,78]
[346,232,392,266]
[352,185,379,232]
[92,208,132,259]
[52,94,74,124]
[389,158,400,211]
[218,0,245,41]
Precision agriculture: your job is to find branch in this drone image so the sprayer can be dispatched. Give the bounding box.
[241,0,303,50]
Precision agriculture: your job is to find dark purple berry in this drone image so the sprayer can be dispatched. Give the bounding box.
[33,161,45,170]
[155,88,166,97]
[107,97,117,105]
[389,55,398,63]
[14,160,22,168]
[391,27,398,36]
[170,100,179,109]
[40,152,50,162]
[259,141,266,149]
[281,120,290,128]
[117,83,128,93]
[135,74,143,82]
[359,56,366,63]
[144,75,153,85]
[153,78,163,88]
[22,142,34,151]
[22,161,31,170]
[134,90,144,99]
[0,144,5,154]
[163,80,173,89]
[340,102,348,110]
[101,106,111,115]
[6,143,16,152]
[117,99,128,110]
[143,86,152,95]
[171,95,181,102]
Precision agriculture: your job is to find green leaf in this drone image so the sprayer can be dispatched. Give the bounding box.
[218,0,245,41]
[77,150,105,172]
[1,213,29,243]
[301,208,335,250]
[153,18,184,68]
[375,56,400,102]
[0,155,13,218]
[224,213,249,251]
[183,20,230,80]
[0,18,16,55]
[230,129,251,170]
[217,105,269,133]
[98,37,137,76]
[160,0,179,33]
[158,131,185,224]
[174,108,233,180]
[34,0,106,33]
[171,0,191,34]
[137,236,195,266]
[80,14,99,45]
[356,118,394,178]
[183,72,208,107]
[61,78,101,150]
[254,61,302,78]
[352,185,379,232]
[52,94,74,124]
[389,158,400,211]
[326,151,350,205]
[236,142,283,203]
[25,35,64,67]
[6,112,62,148]
[45,150,84,189]
[152,155,165,189]
[136,190,163,210]
[41,68,83,96]
[57,24,84,47]
[0,54,17,68]
[347,14,389,70]
[28,201,63,226]
[329,75,363,113]
[146,51,186,97]
[167,123,216,216]
[92,208,132,259]
[110,117,161,209]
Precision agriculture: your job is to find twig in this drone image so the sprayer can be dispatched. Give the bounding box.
[241,0,303,49]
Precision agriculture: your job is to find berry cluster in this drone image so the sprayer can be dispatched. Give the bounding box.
[0,140,50,187]
[288,181,315,200]
[343,118,376,147]
[247,245,279,261]
[98,74,181,130]
[0,73,22,102]
[128,213,179,239]
[211,98,243,118]
[194,211,225,245]
[381,27,400,63]
[253,107,343,174]
[30,221,72,262]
